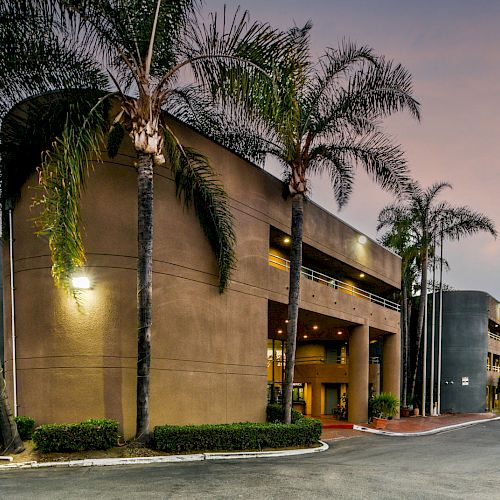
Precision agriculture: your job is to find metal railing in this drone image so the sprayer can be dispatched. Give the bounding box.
[487,365,500,373]
[294,356,348,365]
[269,253,400,312]
[488,332,500,342]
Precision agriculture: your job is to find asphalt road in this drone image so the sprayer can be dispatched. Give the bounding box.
[1,420,500,500]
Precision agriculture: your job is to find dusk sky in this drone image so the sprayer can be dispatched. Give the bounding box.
[203,0,500,299]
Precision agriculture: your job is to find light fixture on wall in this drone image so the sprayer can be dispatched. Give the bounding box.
[71,276,91,289]
[312,325,318,330]
[283,237,290,244]
[358,235,367,245]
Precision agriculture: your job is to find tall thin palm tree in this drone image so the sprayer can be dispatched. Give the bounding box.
[3,0,284,441]
[378,181,497,405]
[216,24,421,423]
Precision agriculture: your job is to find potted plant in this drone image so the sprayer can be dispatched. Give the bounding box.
[371,392,400,429]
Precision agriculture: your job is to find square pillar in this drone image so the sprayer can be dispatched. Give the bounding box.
[348,323,369,423]
[311,380,322,417]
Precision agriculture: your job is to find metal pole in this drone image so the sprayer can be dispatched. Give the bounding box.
[422,247,428,417]
[437,224,444,414]
[430,239,436,415]
[8,208,17,417]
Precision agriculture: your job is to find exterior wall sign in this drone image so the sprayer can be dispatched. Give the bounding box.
[461,377,469,386]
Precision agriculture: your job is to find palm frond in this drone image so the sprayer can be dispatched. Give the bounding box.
[440,205,497,241]
[0,1,108,116]
[162,127,236,292]
[314,133,411,197]
[33,98,109,292]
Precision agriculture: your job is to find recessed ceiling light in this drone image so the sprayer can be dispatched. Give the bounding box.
[359,273,365,278]
[277,330,283,334]
[312,325,319,330]
[284,237,290,244]
[303,335,308,339]
[285,319,289,323]
[337,331,342,335]
[358,235,367,245]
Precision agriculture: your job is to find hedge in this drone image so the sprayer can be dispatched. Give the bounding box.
[266,404,303,423]
[32,419,119,453]
[154,418,322,453]
[14,416,36,440]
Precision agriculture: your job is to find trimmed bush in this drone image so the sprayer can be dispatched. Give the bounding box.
[154,418,322,453]
[14,416,36,440]
[266,404,303,423]
[32,418,119,453]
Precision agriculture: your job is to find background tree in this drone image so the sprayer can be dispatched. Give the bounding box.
[217,24,421,423]
[2,0,284,442]
[378,219,419,408]
[378,181,497,405]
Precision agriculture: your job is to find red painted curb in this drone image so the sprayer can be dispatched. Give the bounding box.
[322,423,354,429]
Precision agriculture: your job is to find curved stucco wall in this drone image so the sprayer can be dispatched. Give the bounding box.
[438,291,489,413]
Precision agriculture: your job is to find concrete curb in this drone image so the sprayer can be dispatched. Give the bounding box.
[353,416,500,437]
[0,441,329,470]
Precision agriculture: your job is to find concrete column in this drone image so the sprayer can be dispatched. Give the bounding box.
[348,323,369,423]
[311,380,322,417]
[383,332,401,419]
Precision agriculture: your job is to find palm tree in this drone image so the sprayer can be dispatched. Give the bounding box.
[378,181,497,404]
[0,0,111,453]
[217,25,421,423]
[3,0,283,442]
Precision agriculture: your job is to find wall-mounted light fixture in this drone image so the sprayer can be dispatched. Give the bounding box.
[71,276,91,289]
[358,235,367,245]
[283,237,290,244]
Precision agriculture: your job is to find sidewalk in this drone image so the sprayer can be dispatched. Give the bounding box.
[320,412,500,441]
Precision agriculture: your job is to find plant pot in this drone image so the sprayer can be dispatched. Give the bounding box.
[372,417,388,429]
[400,408,410,418]
[412,407,420,417]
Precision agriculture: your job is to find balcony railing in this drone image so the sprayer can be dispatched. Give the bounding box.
[487,365,500,373]
[269,253,400,312]
[488,332,500,342]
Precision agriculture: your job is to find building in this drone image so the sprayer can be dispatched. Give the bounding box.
[424,290,500,413]
[1,95,402,438]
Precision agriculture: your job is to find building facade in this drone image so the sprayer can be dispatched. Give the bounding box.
[426,291,500,413]
[2,98,402,437]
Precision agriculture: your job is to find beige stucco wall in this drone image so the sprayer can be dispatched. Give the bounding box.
[2,117,401,437]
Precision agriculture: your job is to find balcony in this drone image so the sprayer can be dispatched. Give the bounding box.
[269,253,400,312]
[488,331,500,342]
[487,365,500,373]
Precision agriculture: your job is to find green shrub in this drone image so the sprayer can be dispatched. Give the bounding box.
[372,392,400,419]
[14,416,36,440]
[154,418,321,453]
[266,404,303,423]
[32,418,119,453]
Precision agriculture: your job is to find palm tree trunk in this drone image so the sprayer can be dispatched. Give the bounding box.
[410,246,428,402]
[283,194,304,424]
[136,152,154,442]
[0,368,24,454]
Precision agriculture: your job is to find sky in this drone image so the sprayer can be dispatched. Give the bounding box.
[202,0,500,299]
